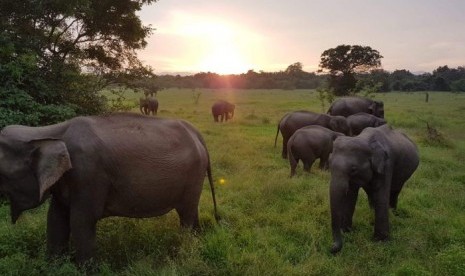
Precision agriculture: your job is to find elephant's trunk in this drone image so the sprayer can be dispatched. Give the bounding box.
[329,177,349,254]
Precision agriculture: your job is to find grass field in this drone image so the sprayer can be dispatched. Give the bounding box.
[1,89,465,275]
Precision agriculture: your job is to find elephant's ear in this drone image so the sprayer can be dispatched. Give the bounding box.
[30,139,72,201]
[369,140,388,174]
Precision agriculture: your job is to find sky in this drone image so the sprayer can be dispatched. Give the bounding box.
[137,0,465,75]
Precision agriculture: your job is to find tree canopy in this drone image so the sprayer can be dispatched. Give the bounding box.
[319,45,383,95]
[0,0,156,127]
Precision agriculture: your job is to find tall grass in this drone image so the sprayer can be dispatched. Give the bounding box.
[1,89,464,275]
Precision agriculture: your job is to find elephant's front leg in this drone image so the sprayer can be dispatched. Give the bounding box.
[373,186,390,241]
[47,197,70,257]
[342,185,359,232]
[70,207,98,264]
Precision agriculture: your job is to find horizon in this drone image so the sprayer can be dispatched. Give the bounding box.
[137,0,465,75]
[153,68,435,77]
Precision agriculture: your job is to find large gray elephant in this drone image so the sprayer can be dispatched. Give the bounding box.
[212,100,235,122]
[328,97,384,118]
[274,110,350,159]
[0,113,218,264]
[329,124,419,254]
[139,96,159,115]
[287,125,344,177]
[347,112,387,136]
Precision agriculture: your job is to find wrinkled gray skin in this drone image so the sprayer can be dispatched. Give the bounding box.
[328,97,385,118]
[329,124,419,254]
[212,100,235,122]
[139,97,159,115]
[287,125,344,177]
[347,112,387,136]
[274,111,350,159]
[0,113,218,264]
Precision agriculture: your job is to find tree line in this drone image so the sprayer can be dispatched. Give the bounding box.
[153,64,465,93]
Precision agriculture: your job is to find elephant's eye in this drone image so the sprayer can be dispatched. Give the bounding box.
[350,166,358,176]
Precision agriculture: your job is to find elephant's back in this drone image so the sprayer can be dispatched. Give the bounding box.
[329,97,371,116]
[69,114,205,179]
[293,126,334,148]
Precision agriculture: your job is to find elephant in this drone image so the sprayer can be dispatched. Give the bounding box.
[328,124,419,254]
[327,97,385,118]
[211,100,235,122]
[347,112,387,136]
[274,110,350,159]
[0,113,218,264]
[139,96,159,115]
[287,125,345,177]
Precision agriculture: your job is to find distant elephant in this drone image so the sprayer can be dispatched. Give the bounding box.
[139,97,159,115]
[329,124,419,254]
[347,112,387,136]
[212,100,235,122]
[0,113,218,264]
[274,110,350,159]
[328,97,385,118]
[287,125,345,177]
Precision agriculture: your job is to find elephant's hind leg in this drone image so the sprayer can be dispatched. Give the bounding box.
[176,206,200,230]
[303,154,316,172]
[319,152,330,170]
[176,184,202,230]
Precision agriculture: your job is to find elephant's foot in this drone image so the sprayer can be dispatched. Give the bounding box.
[330,241,342,255]
[373,232,389,242]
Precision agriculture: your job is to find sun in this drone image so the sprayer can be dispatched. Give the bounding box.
[195,22,253,74]
[198,47,251,75]
[173,15,254,74]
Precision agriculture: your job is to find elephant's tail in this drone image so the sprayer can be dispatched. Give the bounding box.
[207,158,220,223]
[274,123,280,148]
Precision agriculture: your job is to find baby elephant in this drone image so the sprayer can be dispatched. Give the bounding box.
[287,125,345,177]
[347,112,386,136]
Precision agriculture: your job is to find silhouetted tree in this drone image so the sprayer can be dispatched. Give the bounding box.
[319,45,383,95]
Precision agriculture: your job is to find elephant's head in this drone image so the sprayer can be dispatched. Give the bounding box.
[329,116,350,136]
[328,136,388,253]
[226,103,235,119]
[0,137,72,223]
[369,101,384,118]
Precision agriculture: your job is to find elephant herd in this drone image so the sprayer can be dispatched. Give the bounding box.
[275,97,419,253]
[0,96,419,264]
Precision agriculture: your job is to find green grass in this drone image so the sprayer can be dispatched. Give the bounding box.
[1,89,465,275]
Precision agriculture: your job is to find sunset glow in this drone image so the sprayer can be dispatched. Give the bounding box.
[139,11,261,74]
[175,14,255,74]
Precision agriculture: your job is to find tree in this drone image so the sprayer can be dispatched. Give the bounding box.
[285,62,304,76]
[0,0,156,127]
[319,45,383,95]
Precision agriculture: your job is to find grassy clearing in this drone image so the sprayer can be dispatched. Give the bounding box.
[1,89,465,275]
